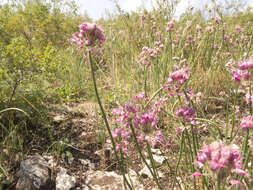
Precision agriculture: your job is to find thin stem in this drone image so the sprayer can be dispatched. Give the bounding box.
[146,142,160,180]
[88,51,132,190]
[230,83,239,143]
[191,125,198,157]
[129,123,163,190]
[144,86,163,109]
[172,131,185,189]
[120,150,132,190]
[242,129,249,168]
[185,129,197,190]
[144,66,147,96]
[7,79,19,108]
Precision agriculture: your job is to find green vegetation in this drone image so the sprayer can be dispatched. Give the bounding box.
[1,0,253,189]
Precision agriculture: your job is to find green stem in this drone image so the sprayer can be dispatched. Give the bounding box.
[243,149,251,170]
[172,131,185,189]
[129,123,163,190]
[217,177,221,190]
[144,66,147,96]
[243,129,249,168]
[191,125,198,157]
[144,86,164,109]
[185,129,196,190]
[120,150,132,190]
[88,51,132,190]
[195,118,223,139]
[230,83,239,143]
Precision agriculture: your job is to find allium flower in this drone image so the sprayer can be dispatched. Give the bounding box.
[175,127,182,135]
[70,22,105,50]
[186,20,192,30]
[152,131,170,147]
[196,24,202,32]
[111,103,137,127]
[245,93,253,104]
[112,93,166,130]
[240,116,253,130]
[205,25,215,33]
[238,59,253,70]
[195,141,246,176]
[133,92,145,101]
[110,127,130,154]
[227,58,253,82]
[167,68,191,86]
[166,20,175,32]
[229,179,241,185]
[138,47,154,67]
[138,42,163,67]
[175,107,195,123]
[231,69,250,82]
[235,25,241,33]
[191,172,202,177]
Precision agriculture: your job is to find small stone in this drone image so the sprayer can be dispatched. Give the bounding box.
[79,159,95,170]
[52,114,66,123]
[16,155,51,190]
[81,185,89,190]
[85,170,143,189]
[139,162,164,179]
[56,167,76,190]
[151,148,162,155]
[152,155,166,166]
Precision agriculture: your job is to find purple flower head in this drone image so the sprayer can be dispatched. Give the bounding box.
[153,131,166,147]
[238,59,253,70]
[133,92,145,101]
[111,93,166,131]
[231,69,250,82]
[230,179,241,185]
[192,172,202,177]
[228,58,253,82]
[110,127,130,155]
[138,41,163,67]
[175,107,195,123]
[70,22,105,50]
[240,116,253,130]
[196,24,202,32]
[195,141,246,176]
[167,68,191,86]
[166,20,175,32]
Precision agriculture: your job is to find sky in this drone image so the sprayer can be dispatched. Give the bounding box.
[76,0,153,20]
[76,0,253,20]
[1,0,252,20]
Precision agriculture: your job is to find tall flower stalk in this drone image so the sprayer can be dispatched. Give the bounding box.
[71,22,133,190]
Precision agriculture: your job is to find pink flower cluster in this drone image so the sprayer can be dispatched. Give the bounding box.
[228,59,253,82]
[238,59,253,70]
[111,128,131,154]
[70,22,105,50]
[161,68,192,98]
[227,58,253,104]
[141,131,170,148]
[240,116,253,130]
[245,93,253,104]
[112,93,167,129]
[138,42,164,67]
[166,20,175,32]
[167,67,191,86]
[153,131,171,148]
[195,141,246,176]
[184,89,204,105]
[231,69,250,82]
[110,93,168,150]
[175,107,195,124]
